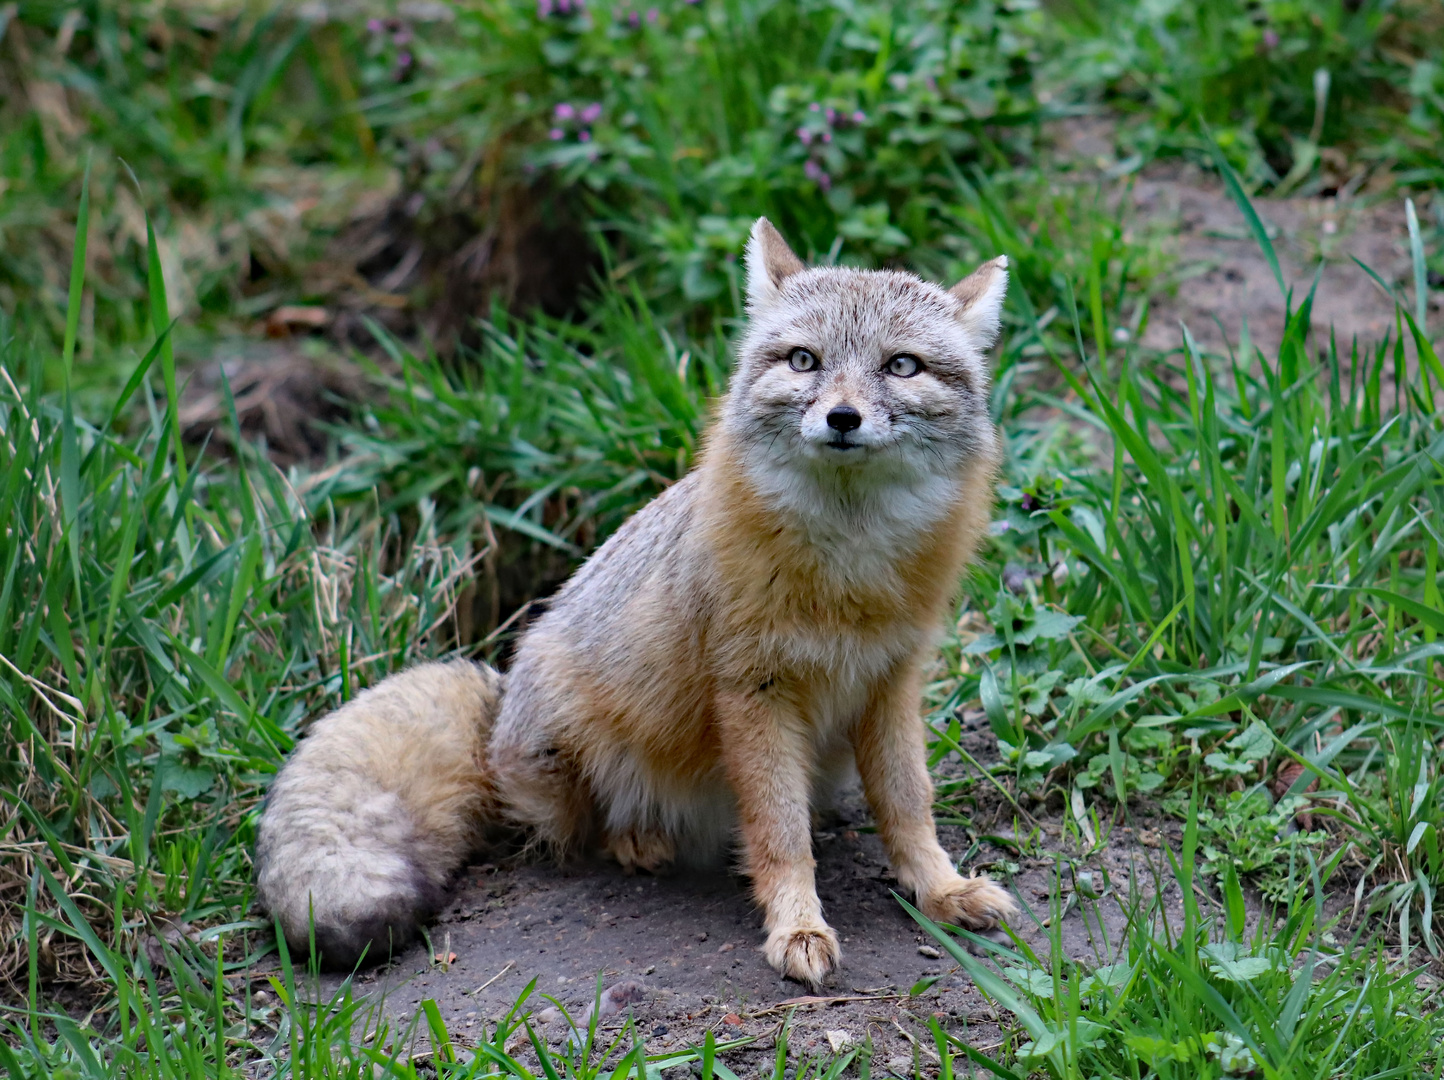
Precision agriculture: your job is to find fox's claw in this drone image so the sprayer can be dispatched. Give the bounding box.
[921,874,1016,930]
[764,925,840,988]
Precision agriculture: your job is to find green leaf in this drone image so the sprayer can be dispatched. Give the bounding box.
[1201,958,1270,981]
[1363,587,1444,637]
[159,761,216,800]
[896,896,1063,1073]
[1016,610,1083,644]
[909,975,942,997]
[1223,861,1246,940]
[980,664,1010,740]
[1226,720,1273,761]
[1406,197,1428,328]
[1407,822,1434,857]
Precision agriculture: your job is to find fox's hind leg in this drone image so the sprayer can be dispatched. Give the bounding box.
[489,736,594,856]
[603,828,676,874]
[853,664,1017,931]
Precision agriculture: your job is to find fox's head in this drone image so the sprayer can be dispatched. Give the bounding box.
[721,218,1006,506]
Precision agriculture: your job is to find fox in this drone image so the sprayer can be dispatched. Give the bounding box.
[254,218,1016,987]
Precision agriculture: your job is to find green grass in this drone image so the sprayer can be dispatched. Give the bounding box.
[1052,0,1444,190]
[6,167,1443,1075]
[910,793,1444,1078]
[6,0,1440,363]
[3,0,1444,1076]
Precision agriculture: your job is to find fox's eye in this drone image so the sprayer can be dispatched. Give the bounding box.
[788,348,819,372]
[886,354,922,377]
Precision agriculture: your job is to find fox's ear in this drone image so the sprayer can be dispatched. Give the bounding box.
[745,217,805,313]
[949,255,1008,346]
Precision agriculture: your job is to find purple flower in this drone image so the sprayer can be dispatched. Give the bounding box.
[392,27,412,45]
[808,102,820,112]
[852,110,866,123]
[550,127,565,140]
[1263,27,1280,48]
[628,9,640,26]
[581,102,602,122]
[825,107,836,122]
[397,51,413,69]
[537,0,553,15]
[367,18,384,33]
[579,129,592,142]
[797,127,813,145]
[646,6,659,22]
[555,102,576,120]
[804,159,831,190]
[821,130,831,143]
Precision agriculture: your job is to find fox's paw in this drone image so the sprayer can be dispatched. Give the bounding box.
[764,925,840,989]
[921,873,1017,930]
[604,829,676,875]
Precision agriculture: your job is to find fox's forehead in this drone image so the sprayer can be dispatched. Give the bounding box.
[747,267,968,355]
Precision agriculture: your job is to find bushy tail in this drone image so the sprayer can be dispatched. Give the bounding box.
[255,659,503,969]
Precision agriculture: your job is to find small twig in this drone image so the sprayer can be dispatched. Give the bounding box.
[745,992,905,1018]
[467,959,515,996]
[946,736,1042,828]
[891,1019,939,1063]
[476,598,536,650]
[0,651,85,721]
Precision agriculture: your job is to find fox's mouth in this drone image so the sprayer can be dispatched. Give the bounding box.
[825,437,861,451]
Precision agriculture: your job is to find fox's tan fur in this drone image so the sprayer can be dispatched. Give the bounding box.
[255,219,1016,986]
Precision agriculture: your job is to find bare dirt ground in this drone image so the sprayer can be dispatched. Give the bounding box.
[1134,163,1426,357]
[1053,116,1433,362]
[316,765,1191,1073]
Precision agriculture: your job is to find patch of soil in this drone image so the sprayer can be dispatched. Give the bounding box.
[1133,162,1428,358]
[1053,117,1437,362]
[317,178,599,355]
[310,782,1187,1071]
[179,339,366,468]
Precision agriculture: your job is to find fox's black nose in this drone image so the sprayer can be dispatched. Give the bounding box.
[826,405,862,433]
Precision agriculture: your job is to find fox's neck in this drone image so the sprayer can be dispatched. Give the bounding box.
[697,428,987,601]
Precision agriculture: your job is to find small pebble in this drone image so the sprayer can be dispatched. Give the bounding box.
[918,945,942,959]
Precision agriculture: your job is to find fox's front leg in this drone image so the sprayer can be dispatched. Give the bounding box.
[717,688,839,988]
[854,664,1016,930]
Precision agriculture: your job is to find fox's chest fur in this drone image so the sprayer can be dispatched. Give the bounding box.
[701,437,989,696]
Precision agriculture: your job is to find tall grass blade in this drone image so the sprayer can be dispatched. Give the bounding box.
[1208,137,1285,300]
[61,153,93,380]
